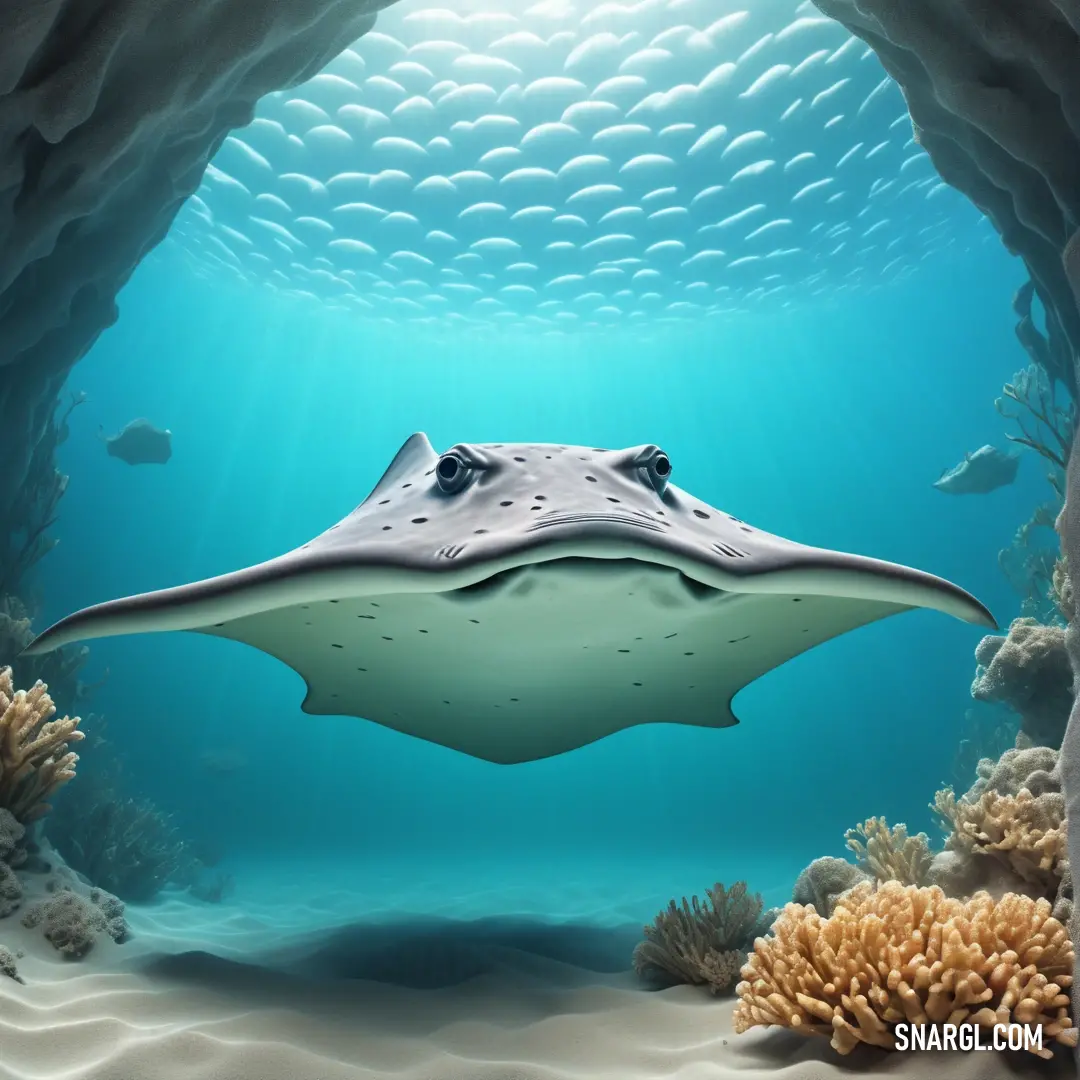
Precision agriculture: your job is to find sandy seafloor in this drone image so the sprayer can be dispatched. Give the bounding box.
[0,851,1073,1080]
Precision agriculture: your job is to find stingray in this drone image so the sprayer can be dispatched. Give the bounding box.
[933,445,1019,495]
[25,435,995,764]
[101,419,172,465]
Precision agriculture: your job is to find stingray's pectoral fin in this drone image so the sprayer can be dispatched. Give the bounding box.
[20,562,297,656]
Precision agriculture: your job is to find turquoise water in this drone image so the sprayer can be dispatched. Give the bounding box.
[30,0,1043,918]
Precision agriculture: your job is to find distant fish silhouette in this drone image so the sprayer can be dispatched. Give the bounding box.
[934,445,1020,495]
[101,419,172,465]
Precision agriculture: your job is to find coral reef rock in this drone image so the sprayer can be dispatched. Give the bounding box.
[0,944,22,983]
[973,618,1073,749]
[791,856,870,917]
[21,886,128,959]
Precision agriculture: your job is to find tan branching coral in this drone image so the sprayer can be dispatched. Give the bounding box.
[845,817,934,887]
[633,881,771,994]
[932,787,1067,895]
[734,882,1077,1058]
[0,666,82,823]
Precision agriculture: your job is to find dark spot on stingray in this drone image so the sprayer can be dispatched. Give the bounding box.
[329,600,339,604]
[655,510,665,516]
[728,635,751,644]
[633,682,642,687]
[792,598,802,602]
[664,632,677,639]
[357,667,367,672]
[382,526,392,531]
[412,517,428,524]
[545,455,552,459]
[331,643,343,649]
[530,505,541,510]
[585,475,597,482]
[213,623,225,628]
[684,651,694,656]
[534,494,547,500]
[510,697,519,702]
[379,500,390,505]
[606,497,620,503]
[739,526,752,533]
[592,448,607,452]
[617,648,630,653]
[802,629,809,633]
[493,444,504,448]
[358,614,375,619]
[102,418,172,466]
[382,636,393,641]
[331,693,338,698]
[330,525,340,531]
[475,528,489,534]
[305,621,312,626]
[693,509,709,519]
[402,483,412,488]
[500,500,513,507]
[371,603,380,607]
[513,456,526,462]
[635,636,642,640]
[443,700,451,705]
[469,618,480,624]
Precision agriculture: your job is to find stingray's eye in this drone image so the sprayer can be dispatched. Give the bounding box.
[644,450,671,494]
[436,453,471,494]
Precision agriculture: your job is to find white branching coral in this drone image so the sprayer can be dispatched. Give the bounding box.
[0,666,82,822]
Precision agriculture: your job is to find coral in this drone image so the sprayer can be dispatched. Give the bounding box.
[999,501,1069,624]
[968,745,1062,801]
[972,618,1073,748]
[0,595,94,716]
[734,881,1078,1057]
[21,887,127,958]
[792,857,870,917]
[1054,556,1074,623]
[933,787,1067,897]
[845,817,934,887]
[0,862,22,918]
[46,768,190,902]
[0,808,25,866]
[0,944,22,983]
[0,667,82,823]
[633,881,774,994]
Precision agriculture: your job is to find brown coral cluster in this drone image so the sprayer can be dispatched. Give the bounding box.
[734,881,1077,1058]
[0,666,83,823]
[933,787,1067,896]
